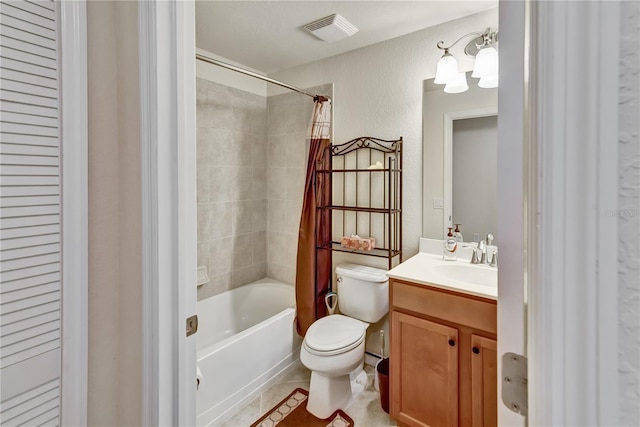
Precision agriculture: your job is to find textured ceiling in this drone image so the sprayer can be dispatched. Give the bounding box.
[195,1,498,74]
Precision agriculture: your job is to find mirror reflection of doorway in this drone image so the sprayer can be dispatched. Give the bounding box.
[452,115,498,244]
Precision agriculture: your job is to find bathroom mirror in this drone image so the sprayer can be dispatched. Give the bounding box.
[422,74,498,243]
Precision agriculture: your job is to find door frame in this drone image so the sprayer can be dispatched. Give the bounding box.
[139,0,197,425]
[137,0,623,425]
[59,0,88,425]
[496,2,527,424]
[525,0,620,425]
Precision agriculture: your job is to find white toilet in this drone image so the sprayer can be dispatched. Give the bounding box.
[300,263,389,418]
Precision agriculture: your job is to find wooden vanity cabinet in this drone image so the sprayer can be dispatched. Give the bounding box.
[389,278,497,427]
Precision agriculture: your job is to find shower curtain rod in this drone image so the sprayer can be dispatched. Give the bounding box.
[195,53,327,101]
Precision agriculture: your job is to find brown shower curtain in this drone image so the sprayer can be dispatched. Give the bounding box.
[294,97,332,337]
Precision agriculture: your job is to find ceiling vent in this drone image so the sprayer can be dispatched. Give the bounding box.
[303,14,359,43]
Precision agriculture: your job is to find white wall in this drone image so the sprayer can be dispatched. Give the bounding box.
[270,8,499,260]
[422,80,497,239]
[618,1,640,423]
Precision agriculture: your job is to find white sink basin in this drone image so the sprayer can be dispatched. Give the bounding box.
[386,246,499,299]
[431,263,497,288]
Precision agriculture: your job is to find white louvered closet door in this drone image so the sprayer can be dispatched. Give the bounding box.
[0,1,63,426]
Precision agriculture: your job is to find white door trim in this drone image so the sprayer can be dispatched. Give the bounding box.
[496,1,527,425]
[527,1,620,425]
[139,1,197,425]
[443,107,498,236]
[175,1,198,424]
[59,1,88,425]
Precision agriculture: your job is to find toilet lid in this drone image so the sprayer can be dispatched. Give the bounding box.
[304,315,366,355]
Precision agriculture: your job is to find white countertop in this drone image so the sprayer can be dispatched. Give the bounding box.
[387,239,498,300]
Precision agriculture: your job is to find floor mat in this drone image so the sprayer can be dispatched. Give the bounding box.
[250,388,354,427]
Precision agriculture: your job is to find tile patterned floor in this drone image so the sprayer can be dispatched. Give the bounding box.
[220,363,397,427]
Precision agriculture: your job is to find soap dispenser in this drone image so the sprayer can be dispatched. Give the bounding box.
[454,224,463,243]
[443,227,458,261]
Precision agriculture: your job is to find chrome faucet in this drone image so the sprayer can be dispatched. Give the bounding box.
[486,233,494,246]
[471,234,493,265]
[479,240,488,264]
[471,239,484,264]
[484,234,494,265]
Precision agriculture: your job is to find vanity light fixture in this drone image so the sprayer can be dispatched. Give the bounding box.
[435,27,499,93]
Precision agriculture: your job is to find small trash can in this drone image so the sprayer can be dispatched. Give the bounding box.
[376,358,390,413]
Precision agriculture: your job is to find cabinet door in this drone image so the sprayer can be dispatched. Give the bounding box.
[391,311,458,427]
[470,335,497,427]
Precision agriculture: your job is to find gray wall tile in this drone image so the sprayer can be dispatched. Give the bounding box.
[231,263,265,288]
[207,237,233,276]
[197,166,210,204]
[252,140,267,168]
[252,167,267,201]
[197,203,212,242]
[197,80,331,299]
[196,78,268,300]
[267,263,296,286]
[209,166,234,202]
[267,201,288,233]
[252,199,268,232]
[207,129,233,167]
[229,167,253,201]
[267,167,287,200]
[232,200,253,236]
[252,231,267,264]
[265,84,332,284]
[285,167,305,201]
[209,202,233,239]
[284,132,307,167]
[197,273,232,300]
[232,233,254,270]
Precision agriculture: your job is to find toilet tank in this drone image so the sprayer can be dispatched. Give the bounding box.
[335,263,389,323]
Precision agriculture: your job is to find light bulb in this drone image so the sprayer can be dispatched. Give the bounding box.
[444,72,469,94]
[435,53,458,85]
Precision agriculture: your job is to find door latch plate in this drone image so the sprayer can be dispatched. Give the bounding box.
[186,314,198,337]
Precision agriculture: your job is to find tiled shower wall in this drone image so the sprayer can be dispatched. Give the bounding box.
[196,79,332,299]
[265,84,333,285]
[196,78,267,299]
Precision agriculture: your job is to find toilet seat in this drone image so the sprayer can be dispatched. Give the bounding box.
[303,315,366,356]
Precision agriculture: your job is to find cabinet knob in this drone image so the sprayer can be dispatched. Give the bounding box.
[472,347,480,354]
[448,339,455,347]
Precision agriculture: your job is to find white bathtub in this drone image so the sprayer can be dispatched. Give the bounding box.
[196,279,301,426]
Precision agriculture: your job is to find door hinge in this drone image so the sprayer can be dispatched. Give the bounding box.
[186,314,198,337]
[501,352,528,416]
